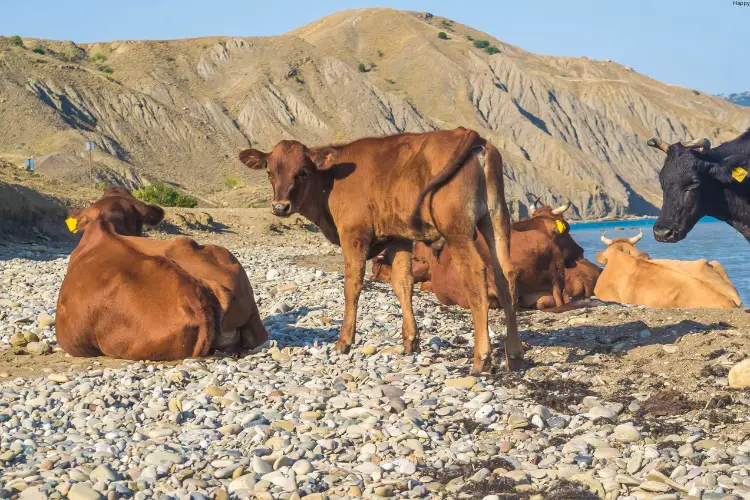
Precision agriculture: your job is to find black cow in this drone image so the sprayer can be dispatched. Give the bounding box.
[648,128,750,243]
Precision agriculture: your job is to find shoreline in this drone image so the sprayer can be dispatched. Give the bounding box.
[569,215,657,226]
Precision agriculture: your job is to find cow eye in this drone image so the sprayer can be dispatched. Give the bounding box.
[296,170,308,180]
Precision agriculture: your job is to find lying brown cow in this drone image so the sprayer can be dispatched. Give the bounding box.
[371,242,432,284]
[56,190,268,360]
[240,128,523,373]
[372,202,601,310]
[594,231,741,309]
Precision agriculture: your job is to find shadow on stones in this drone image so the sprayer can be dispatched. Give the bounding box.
[522,319,731,361]
[263,308,339,348]
[490,372,595,413]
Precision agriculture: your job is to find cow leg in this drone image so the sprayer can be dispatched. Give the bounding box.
[389,241,420,354]
[334,234,369,354]
[449,238,492,375]
[478,215,524,371]
[239,294,269,350]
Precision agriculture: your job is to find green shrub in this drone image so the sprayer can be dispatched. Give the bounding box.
[692,90,701,96]
[466,35,474,41]
[133,183,198,208]
[9,36,24,48]
[377,49,384,57]
[386,78,395,84]
[484,45,501,55]
[472,39,490,49]
[32,46,45,55]
[225,175,242,188]
[247,200,268,209]
[358,62,366,72]
[90,52,108,63]
[97,65,113,74]
[58,45,85,62]
[437,32,449,40]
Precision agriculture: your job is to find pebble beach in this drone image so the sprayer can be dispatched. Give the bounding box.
[1,237,750,500]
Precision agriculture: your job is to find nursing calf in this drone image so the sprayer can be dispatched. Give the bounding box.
[56,190,268,360]
[594,231,741,309]
[373,202,601,310]
[240,128,522,373]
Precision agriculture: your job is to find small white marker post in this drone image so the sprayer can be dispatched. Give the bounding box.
[85,142,95,187]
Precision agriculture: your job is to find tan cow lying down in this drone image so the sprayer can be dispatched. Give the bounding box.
[56,189,268,360]
[594,231,741,309]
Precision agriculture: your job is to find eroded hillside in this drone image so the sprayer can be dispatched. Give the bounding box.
[1,8,749,219]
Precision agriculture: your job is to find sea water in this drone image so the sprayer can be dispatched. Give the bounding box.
[570,217,750,305]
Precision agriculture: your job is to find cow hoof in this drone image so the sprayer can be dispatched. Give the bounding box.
[470,358,493,375]
[505,356,526,372]
[403,342,421,355]
[334,341,352,354]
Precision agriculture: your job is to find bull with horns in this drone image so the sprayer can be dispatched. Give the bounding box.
[647,129,750,243]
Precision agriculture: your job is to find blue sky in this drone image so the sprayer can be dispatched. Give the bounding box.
[1,0,747,95]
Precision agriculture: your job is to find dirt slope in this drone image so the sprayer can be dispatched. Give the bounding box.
[1,8,749,219]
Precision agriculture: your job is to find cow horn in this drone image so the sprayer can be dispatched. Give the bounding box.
[629,229,643,245]
[551,201,571,215]
[600,231,614,246]
[527,194,542,215]
[647,137,670,154]
[682,137,711,153]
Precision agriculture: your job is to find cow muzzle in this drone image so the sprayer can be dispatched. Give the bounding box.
[653,226,680,243]
[272,201,292,217]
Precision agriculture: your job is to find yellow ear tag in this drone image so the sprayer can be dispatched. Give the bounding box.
[65,217,78,234]
[732,167,747,183]
[555,220,567,234]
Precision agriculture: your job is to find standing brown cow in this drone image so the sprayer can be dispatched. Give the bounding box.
[240,128,522,373]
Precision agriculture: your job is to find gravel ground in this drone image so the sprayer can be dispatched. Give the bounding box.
[1,235,750,500]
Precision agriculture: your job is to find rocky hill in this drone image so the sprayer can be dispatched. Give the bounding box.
[1,8,749,219]
[718,91,750,107]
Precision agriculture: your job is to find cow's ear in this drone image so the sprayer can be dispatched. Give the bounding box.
[133,199,165,226]
[239,149,268,170]
[309,147,339,170]
[709,155,750,185]
[143,204,165,226]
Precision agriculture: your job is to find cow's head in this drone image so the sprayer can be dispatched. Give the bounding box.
[66,188,164,236]
[529,200,584,264]
[595,230,648,265]
[648,136,749,242]
[239,141,339,218]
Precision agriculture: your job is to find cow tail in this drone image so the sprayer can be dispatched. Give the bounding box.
[408,128,482,230]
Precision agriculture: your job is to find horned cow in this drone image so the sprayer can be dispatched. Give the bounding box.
[594,231,741,309]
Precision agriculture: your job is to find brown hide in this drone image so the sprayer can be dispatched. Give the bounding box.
[372,205,601,310]
[371,243,432,284]
[68,188,165,236]
[56,191,267,360]
[240,128,522,373]
[594,238,741,309]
